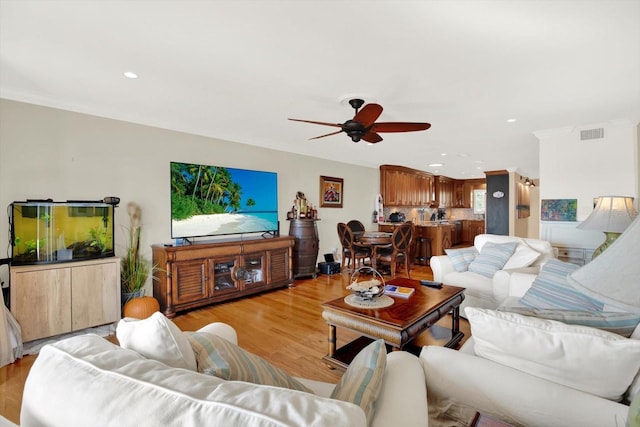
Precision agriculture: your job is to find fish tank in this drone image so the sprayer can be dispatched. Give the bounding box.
[10,200,115,265]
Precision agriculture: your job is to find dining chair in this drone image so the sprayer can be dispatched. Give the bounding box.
[337,222,372,271]
[373,222,413,278]
[346,220,365,241]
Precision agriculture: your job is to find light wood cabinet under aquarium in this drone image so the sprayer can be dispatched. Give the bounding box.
[10,257,121,342]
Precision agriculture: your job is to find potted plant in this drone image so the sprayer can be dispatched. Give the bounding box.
[120,202,157,314]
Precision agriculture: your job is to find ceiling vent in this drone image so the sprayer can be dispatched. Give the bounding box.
[580,128,604,140]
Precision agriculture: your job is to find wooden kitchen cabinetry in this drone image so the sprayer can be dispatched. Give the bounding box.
[152,237,294,318]
[436,176,455,208]
[462,220,486,243]
[380,165,434,207]
[453,179,486,208]
[10,257,120,342]
[420,224,454,256]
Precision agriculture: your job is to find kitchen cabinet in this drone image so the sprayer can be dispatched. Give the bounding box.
[436,176,454,208]
[453,179,486,208]
[153,237,294,318]
[453,181,466,208]
[10,257,120,342]
[380,165,434,207]
[462,220,485,243]
[420,224,454,256]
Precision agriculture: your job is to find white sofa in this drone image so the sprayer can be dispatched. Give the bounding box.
[430,234,557,313]
[16,317,429,427]
[419,261,640,427]
[420,330,638,427]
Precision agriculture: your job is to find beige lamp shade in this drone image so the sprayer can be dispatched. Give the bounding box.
[568,214,640,313]
[577,196,637,233]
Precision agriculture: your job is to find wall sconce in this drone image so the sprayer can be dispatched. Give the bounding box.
[577,196,637,258]
[521,177,536,188]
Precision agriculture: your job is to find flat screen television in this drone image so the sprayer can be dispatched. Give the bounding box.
[170,162,279,239]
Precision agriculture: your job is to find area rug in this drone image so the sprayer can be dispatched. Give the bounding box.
[22,324,115,355]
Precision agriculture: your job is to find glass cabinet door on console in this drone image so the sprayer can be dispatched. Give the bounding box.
[241,253,266,290]
[213,258,240,295]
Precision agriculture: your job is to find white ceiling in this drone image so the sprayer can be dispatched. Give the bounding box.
[1,1,639,179]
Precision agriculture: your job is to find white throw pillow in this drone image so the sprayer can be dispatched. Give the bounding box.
[503,243,541,269]
[116,311,197,371]
[465,307,640,401]
[627,325,640,403]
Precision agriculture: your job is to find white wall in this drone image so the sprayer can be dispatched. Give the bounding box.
[536,120,638,247]
[0,99,379,293]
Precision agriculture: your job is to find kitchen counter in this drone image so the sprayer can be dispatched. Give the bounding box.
[378,221,453,227]
[378,222,454,258]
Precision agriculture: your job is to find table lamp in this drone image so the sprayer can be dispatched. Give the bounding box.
[577,196,637,258]
[569,214,640,313]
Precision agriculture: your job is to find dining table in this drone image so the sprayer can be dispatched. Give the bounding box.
[358,231,392,270]
[359,231,392,246]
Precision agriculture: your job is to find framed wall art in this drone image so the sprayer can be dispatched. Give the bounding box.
[319,175,343,208]
[541,199,577,221]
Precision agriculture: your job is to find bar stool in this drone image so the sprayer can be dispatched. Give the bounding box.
[415,237,432,266]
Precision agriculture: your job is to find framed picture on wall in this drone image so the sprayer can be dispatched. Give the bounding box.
[541,199,577,221]
[319,176,343,208]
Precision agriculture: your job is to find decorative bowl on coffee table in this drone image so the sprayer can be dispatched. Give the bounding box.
[346,267,385,301]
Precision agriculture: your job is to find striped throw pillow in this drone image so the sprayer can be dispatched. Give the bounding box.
[330,339,387,422]
[520,259,604,311]
[186,331,313,394]
[445,247,479,272]
[468,241,517,278]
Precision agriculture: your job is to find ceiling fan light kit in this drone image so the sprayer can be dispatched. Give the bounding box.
[289,98,431,144]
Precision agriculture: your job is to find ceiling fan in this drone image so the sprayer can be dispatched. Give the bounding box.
[288,98,431,143]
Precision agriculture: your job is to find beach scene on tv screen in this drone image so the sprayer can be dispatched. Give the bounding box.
[171,162,278,238]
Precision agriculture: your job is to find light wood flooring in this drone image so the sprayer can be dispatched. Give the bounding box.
[0,265,470,425]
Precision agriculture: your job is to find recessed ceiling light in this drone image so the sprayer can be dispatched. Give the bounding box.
[428,163,444,167]
[123,71,138,79]
[507,118,517,123]
[440,153,447,156]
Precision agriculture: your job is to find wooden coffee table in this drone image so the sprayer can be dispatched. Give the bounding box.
[321,277,465,369]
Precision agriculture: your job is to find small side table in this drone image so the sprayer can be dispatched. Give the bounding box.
[469,412,514,427]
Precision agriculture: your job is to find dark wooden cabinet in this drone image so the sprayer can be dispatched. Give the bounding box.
[436,176,454,208]
[380,165,434,207]
[380,165,485,209]
[462,220,485,243]
[153,237,294,318]
[419,224,454,256]
[452,179,486,208]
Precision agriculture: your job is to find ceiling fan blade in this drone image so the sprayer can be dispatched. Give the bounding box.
[371,122,431,133]
[353,104,383,127]
[309,129,344,140]
[362,131,383,143]
[288,118,342,128]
